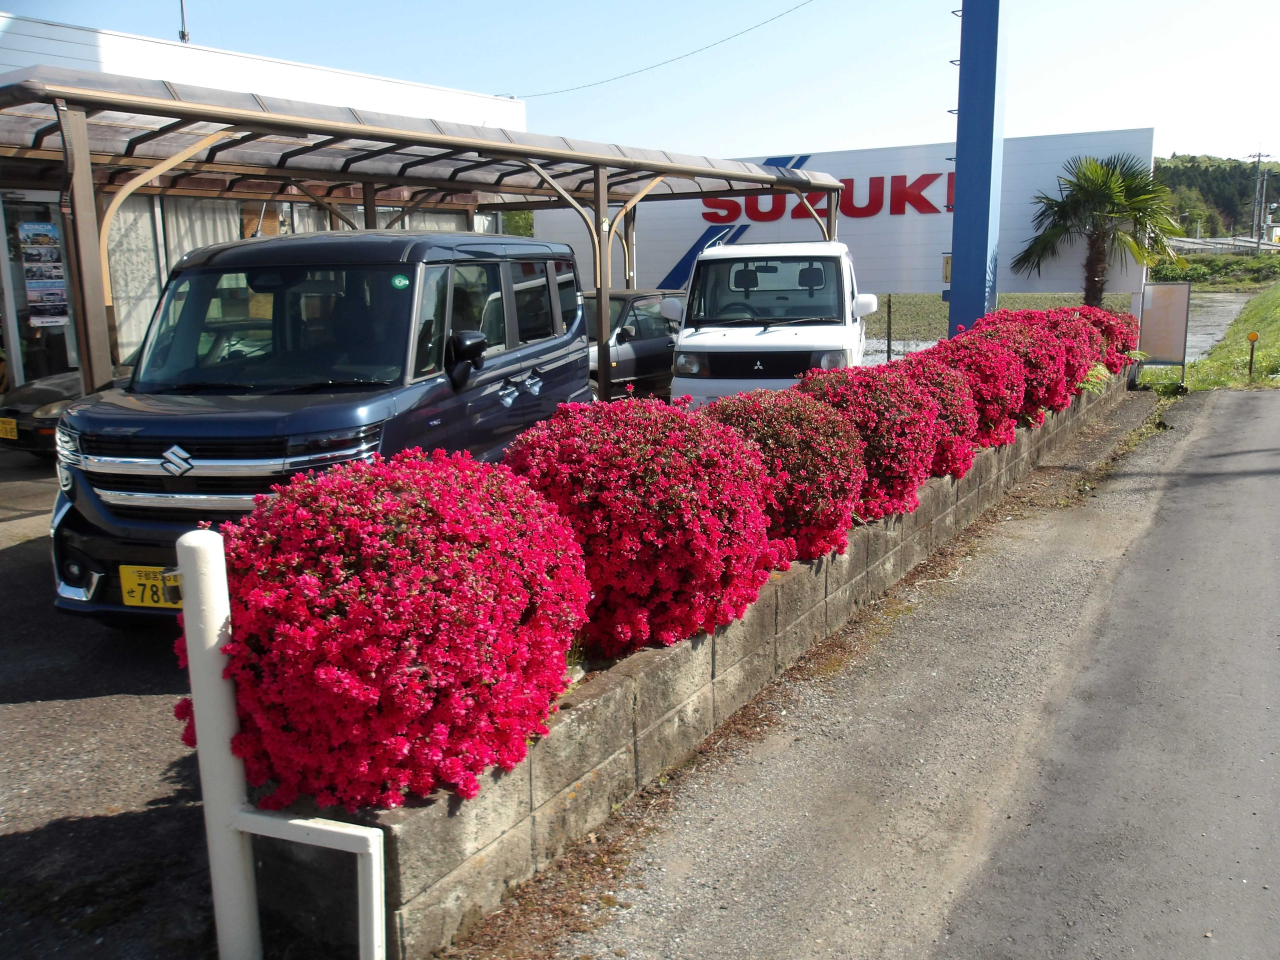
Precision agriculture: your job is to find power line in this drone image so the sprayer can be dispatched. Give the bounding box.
[518,0,818,99]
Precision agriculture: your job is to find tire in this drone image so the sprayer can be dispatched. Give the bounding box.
[589,379,600,402]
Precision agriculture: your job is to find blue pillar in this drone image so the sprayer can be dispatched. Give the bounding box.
[948,0,1006,336]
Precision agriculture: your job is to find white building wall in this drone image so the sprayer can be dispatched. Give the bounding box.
[537,128,1155,297]
[0,12,525,130]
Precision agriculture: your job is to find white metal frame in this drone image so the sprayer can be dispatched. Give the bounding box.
[177,529,386,960]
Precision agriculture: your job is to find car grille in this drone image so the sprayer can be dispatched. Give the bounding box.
[79,435,289,458]
[705,352,814,379]
[84,472,286,495]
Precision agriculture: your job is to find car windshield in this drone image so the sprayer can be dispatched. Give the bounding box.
[132,265,415,393]
[687,256,843,325]
[582,297,624,341]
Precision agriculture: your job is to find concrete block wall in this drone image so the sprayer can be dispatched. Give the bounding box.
[256,378,1127,958]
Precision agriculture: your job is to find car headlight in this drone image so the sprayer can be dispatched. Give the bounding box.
[34,398,73,420]
[285,422,383,461]
[55,424,82,467]
[674,352,710,377]
[812,350,848,370]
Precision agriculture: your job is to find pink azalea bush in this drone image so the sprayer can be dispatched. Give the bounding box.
[925,332,1026,447]
[1060,305,1139,373]
[703,389,866,561]
[504,398,781,658]
[898,351,979,478]
[176,449,589,811]
[972,319,1069,427]
[797,364,940,519]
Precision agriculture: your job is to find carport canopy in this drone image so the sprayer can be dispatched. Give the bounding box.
[0,65,843,400]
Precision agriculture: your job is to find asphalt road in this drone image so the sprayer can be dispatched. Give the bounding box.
[551,391,1280,960]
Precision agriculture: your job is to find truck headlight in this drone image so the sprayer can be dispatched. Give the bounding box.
[55,424,82,467]
[674,352,710,377]
[812,350,848,370]
[34,399,73,420]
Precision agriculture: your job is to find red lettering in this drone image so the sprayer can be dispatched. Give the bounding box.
[745,193,787,222]
[789,191,830,218]
[946,172,955,212]
[702,198,742,223]
[890,174,942,215]
[839,177,884,218]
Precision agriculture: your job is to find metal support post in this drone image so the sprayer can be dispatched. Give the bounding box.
[947,0,1006,336]
[0,193,24,388]
[594,166,612,402]
[624,209,637,289]
[826,187,839,241]
[886,294,893,362]
[363,182,378,230]
[54,99,115,393]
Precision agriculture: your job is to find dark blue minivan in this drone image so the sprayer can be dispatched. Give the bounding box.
[51,231,589,620]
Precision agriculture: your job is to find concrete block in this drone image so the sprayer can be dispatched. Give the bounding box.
[712,590,776,678]
[930,506,958,550]
[713,640,774,725]
[614,631,711,732]
[775,556,828,632]
[392,819,533,960]
[775,602,827,672]
[864,516,898,569]
[531,746,636,870]
[826,572,868,629]
[371,766,533,902]
[530,670,635,808]
[898,528,929,576]
[635,684,715,785]
[828,523,869,591]
[958,446,995,501]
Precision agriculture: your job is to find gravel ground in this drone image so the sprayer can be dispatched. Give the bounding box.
[538,392,1221,960]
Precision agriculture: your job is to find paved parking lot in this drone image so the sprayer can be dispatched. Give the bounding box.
[0,448,213,957]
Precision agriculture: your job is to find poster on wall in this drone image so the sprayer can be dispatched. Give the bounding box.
[18,221,69,327]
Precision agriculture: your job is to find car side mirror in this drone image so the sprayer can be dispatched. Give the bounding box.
[659,297,684,323]
[616,324,637,344]
[853,293,879,317]
[447,330,487,388]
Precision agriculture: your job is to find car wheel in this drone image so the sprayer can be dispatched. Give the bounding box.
[589,379,600,402]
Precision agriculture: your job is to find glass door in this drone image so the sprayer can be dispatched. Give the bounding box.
[1,190,77,384]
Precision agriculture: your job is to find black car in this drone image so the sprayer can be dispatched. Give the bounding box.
[0,352,139,459]
[584,289,684,398]
[52,230,588,620]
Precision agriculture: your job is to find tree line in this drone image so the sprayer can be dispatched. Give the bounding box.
[1155,154,1280,237]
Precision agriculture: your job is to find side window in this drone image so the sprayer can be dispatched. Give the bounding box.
[554,260,580,331]
[451,263,507,354]
[413,265,449,378]
[624,298,669,340]
[512,260,554,344]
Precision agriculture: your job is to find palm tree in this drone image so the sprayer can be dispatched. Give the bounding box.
[1012,153,1184,306]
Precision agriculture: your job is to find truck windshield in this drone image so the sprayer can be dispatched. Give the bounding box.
[687,257,843,326]
[132,265,416,393]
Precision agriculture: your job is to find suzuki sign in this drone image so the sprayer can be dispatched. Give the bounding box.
[534,128,1154,297]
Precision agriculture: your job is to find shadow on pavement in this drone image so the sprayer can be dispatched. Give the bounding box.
[0,536,187,705]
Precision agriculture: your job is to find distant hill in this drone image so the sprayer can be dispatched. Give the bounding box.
[1155,154,1280,237]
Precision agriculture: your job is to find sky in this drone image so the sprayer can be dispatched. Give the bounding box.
[6,0,1278,163]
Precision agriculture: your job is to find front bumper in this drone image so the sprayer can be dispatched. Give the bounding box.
[0,410,57,454]
[669,376,800,408]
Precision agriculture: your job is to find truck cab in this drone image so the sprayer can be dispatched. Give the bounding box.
[51,230,588,620]
[667,241,876,407]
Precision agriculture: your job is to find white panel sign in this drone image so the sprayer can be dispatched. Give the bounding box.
[536,128,1155,296]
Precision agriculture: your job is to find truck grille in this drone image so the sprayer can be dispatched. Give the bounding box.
[84,473,286,496]
[705,352,814,379]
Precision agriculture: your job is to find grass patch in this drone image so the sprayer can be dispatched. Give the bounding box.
[1151,252,1280,292]
[1140,281,1280,394]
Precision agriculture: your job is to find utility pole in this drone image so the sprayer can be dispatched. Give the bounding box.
[1247,152,1270,244]
[1258,171,1269,254]
[178,0,190,43]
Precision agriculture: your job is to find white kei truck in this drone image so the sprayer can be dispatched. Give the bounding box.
[661,240,877,407]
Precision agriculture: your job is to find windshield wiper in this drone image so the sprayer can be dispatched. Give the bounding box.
[764,316,840,326]
[138,381,259,393]
[266,379,397,395]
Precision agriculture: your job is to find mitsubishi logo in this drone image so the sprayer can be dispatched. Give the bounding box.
[161,445,194,477]
[753,360,764,371]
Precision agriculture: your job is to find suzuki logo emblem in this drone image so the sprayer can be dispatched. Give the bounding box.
[161,445,194,477]
[753,360,764,371]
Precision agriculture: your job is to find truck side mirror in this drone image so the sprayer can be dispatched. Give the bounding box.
[659,297,684,324]
[853,294,878,317]
[447,330,487,388]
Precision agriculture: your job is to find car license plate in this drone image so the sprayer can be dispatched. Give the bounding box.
[120,565,182,609]
[0,418,16,440]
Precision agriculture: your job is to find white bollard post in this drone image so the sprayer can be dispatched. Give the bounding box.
[177,529,263,960]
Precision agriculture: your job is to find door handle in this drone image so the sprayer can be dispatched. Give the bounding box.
[525,375,543,396]
[498,385,520,408]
